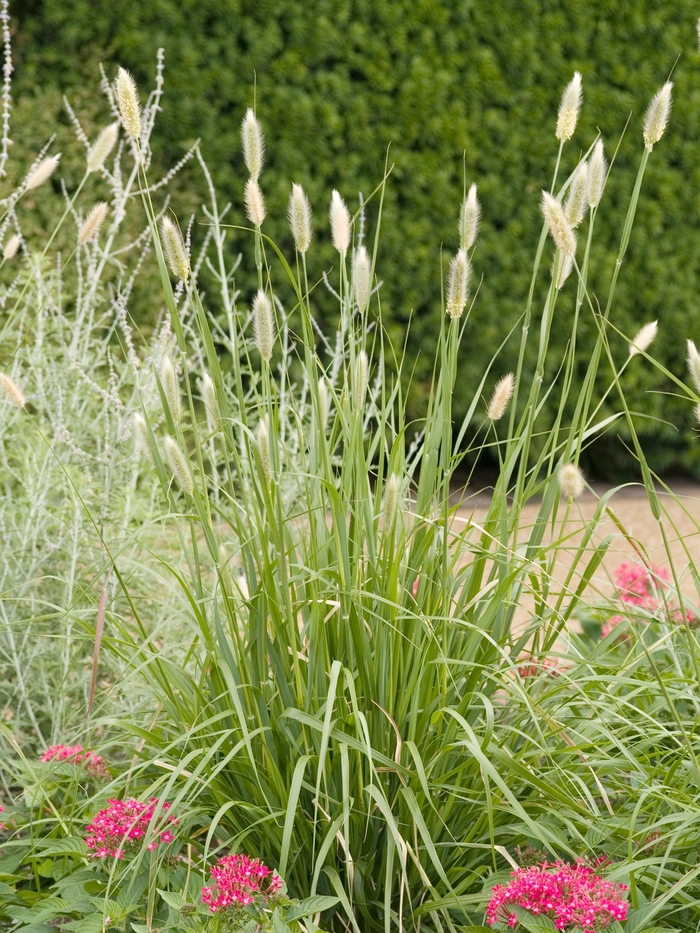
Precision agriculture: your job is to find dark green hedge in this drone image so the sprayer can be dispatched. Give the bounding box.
[13,0,700,479]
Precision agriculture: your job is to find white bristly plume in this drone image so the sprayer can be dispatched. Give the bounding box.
[241,108,264,180]
[133,413,153,462]
[487,373,515,421]
[201,374,219,432]
[288,183,312,252]
[257,418,272,482]
[161,217,190,281]
[696,402,700,425]
[353,350,368,410]
[164,436,194,495]
[541,192,577,257]
[382,473,401,533]
[329,189,351,254]
[556,71,582,142]
[0,373,26,408]
[687,340,700,393]
[643,82,673,151]
[353,245,372,314]
[161,356,181,421]
[564,162,589,228]
[253,289,275,362]
[446,248,471,318]
[3,234,20,260]
[244,178,266,226]
[26,154,61,191]
[629,321,658,356]
[78,202,108,243]
[87,122,119,173]
[551,251,574,290]
[588,140,607,208]
[318,377,329,428]
[115,67,141,140]
[559,463,585,499]
[459,183,480,250]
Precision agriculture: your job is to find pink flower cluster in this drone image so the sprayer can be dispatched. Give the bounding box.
[201,853,283,912]
[40,744,109,780]
[602,562,694,638]
[486,860,628,932]
[85,798,177,859]
[517,657,561,679]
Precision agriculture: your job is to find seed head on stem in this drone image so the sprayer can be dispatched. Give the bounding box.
[446,248,470,318]
[687,339,700,393]
[161,217,190,281]
[241,108,264,180]
[382,474,401,533]
[115,67,141,141]
[564,162,589,228]
[201,374,219,432]
[588,140,607,208]
[161,356,180,421]
[629,321,658,356]
[253,290,275,362]
[459,183,480,250]
[353,245,372,314]
[288,183,312,252]
[541,192,576,257]
[26,155,60,191]
[353,350,368,410]
[164,436,194,495]
[329,190,351,255]
[559,463,585,500]
[257,418,272,482]
[87,123,119,173]
[551,252,573,290]
[133,413,153,462]
[78,202,109,244]
[487,373,515,421]
[556,71,582,142]
[244,178,266,226]
[0,373,25,408]
[643,82,673,151]
[3,233,19,260]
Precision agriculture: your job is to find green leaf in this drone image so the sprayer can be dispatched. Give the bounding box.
[512,908,557,933]
[157,890,187,911]
[273,908,292,933]
[286,896,340,921]
[38,838,88,859]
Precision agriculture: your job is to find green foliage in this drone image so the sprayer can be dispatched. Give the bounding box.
[12,0,700,478]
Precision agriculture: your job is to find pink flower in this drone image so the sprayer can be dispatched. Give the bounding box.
[85,798,178,858]
[40,744,109,780]
[614,562,668,609]
[601,615,623,639]
[201,853,283,913]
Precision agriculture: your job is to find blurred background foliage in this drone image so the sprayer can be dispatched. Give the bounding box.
[10,0,700,480]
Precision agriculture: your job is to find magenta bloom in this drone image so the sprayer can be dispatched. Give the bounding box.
[40,744,109,780]
[85,798,178,859]
[486,861,628,932]
[201,853,283,913]
[614,562,668,608]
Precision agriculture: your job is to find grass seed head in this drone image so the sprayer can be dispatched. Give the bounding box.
[201,374,219,432]
[26,154,60,191]
[79,202,109,244]
[164,436,193,495]
[253,290,275,362]
[643,82,673,151]
[115,67,141,141]
[353,350,368,410]
[629,321,658,356]
[244,178,266,226]
[459,183,480,250]
[559,463,585,499]
[3,234,19,260]
[556,71,582,141]
[318,377,330,429]
[0,373,25,408]
[588,140,608,208]
[87,122,119,173]
[382,473,401,532]
[257,418,272,482]
[541,192,577,257]
[564,162,589,228]
[446,248,470,318]
[241,108,264,180]
[161,356,180,421]
[133,413,153,463]
[330,189,351,255]
[551,252,574,290]
[487,373,515,421]
[161,216,190,281]
[687,339,700,393]
[353,245,372,314]
[288,183,312,252]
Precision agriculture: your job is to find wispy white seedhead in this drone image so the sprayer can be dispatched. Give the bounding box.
[201,373,219,432]
[0,373,25,409]
[161,356,180,421]
[643,81,673,151]
[551,251,574,290]
[629,320,658,356]
[329,189,351,254]
[382,473,401,532]
[556,71,582,142]
[353,350,369,410]
[78,202,108,244]
[541,192,577,257]
[564,162,589,228]
[446,248,471,318]
[257,418,272,482]
[244,177,266,226]
[353,245,372,314]
[318,377,330,428]
[115,67,141,141]
[164,435,194,495]
[3,234,20,260]
[241,108,264,180]
[133,413,153,463]
[459,183,480,250]
[87,122,119,173]
[26,154,61,191]
[588,140,608,208]
[687,339,700,393]
[288,183,312,252]
[161,216,190,281]
[487,373,515,421]
[253,289,275,362]
[695,402,700,425]
[559,462,585,499]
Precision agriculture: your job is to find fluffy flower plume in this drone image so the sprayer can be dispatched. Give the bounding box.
[353,245,372,314]
[588,140,607,208]
[487,373,515,421]
[133,413,152,462]
[445,248,471,318]
[78,202,108,244]
[40,744,108,780]
[201,373,219,432]
[26,154,60,191]
[161,356,180,421]
[253,290,275,362]
[687,339,700,393]
[564,162,589,228]
[329,189,351,254]
[161,217,190,281]
[552,251,574,290]
[643,82,673,151]
[85,797,177,859]
[556,71,583,142]
[353,350,369,410]
[318,377,330,429]
[201,853,282,913]
[559,462,585,499]
[629,320,658,356]
[257,418,272,482]
[164,436,194,495]
[115,67,141,141]
[87,122,119,173]
[542,192,577,257]
[0,373,25,408]
[459,183,480,250]
[241,108,264,180]
[382,473,401,533]
[3,234,19,260]
[244,178,266,226]
[486,860,628,930]
[288,183,312,252]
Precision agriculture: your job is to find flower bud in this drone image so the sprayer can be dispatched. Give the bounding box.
[201,373,219,432]
[353,350,368,410]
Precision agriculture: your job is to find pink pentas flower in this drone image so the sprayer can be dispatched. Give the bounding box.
[486,860,628,932]
[614,562,668,608]
[85,798,178,859]
[201,853,283,913]
[40,744,109,780]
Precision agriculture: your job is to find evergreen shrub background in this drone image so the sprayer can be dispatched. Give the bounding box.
[12,0,700,479]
